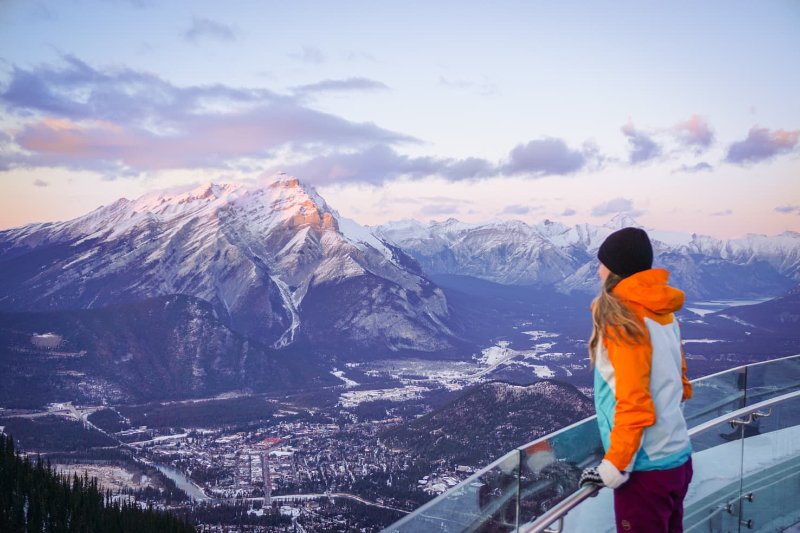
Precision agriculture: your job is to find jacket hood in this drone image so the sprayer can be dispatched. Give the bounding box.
[613,269,684,314]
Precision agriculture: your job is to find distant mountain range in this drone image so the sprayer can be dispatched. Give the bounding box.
[374,216,800,300]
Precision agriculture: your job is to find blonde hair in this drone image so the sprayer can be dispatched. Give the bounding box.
[588,272,647,366]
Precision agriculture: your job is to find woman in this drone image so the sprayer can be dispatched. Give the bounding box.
[579,227,693,533]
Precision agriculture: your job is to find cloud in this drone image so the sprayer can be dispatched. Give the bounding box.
[281,136,596,186]
[278,144,490,185]
[420,204,460,216]
[289,46,326,64]
[0,56,606,185]
[673,115,714,152]
[342,51,376,62]
[673,162,713,173]
[390,195,472,205]
[591,197,644,218]
[0,56,415,175]
[29,3,58,21]
[499,204,533,215]
[183,17,236,43]
[33,179,49,187]
[710,209,733,216]
[501,138,595,177]
[621,120,660,164]
[775,205,799,214]
[293,77,390,96]
[439,75,498,96]
[560,207,577,217]
[105,0,153,7]
[725,125,800,165]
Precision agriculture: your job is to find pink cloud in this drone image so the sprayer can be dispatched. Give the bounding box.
[725,126,800,165]
[673,115,714,151]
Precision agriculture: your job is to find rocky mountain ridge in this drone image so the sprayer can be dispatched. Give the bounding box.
[374,214,800,300]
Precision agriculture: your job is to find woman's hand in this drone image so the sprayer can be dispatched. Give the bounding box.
[579,460,630,489]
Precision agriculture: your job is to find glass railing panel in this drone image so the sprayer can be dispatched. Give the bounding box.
[743,354,800,407]
[384,450,520,533]
[683,366,747,429]
[386,355,800,533]
[516,417,604,528]
[739,395,800,532]
[683,417,745,532]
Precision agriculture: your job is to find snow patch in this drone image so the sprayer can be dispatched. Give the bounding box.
[331,368,359,388]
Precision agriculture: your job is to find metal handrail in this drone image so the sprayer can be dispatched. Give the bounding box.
[520,387,800,533]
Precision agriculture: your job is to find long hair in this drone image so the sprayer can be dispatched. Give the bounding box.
[588,272,647,366]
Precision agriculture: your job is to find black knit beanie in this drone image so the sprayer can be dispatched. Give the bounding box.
[597,227,653,279]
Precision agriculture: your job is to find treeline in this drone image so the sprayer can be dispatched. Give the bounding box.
[186,500,291,529]
[0,434,195,533]
[0,416,116,452]
[116,397,279,431]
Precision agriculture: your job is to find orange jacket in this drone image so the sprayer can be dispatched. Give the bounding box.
[593,269,693,472]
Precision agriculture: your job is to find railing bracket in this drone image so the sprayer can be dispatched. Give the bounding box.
[718,502,734,515]
[543,517,563,533]
[752,407,772,420]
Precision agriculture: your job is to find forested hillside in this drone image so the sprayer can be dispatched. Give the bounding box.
[0,434,195,533]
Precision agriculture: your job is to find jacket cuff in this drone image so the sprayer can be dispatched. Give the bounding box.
[597,459,630,489]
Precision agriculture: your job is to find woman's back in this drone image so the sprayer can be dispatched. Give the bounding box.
[593,269,692,472]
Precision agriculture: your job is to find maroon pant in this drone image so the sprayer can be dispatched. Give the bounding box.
[613,457,693,533]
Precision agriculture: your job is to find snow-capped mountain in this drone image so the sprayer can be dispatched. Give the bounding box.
[374,218,583,285]
[0,177,455,353]
[374,214,800,300]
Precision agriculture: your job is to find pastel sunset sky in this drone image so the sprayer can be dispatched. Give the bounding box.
[1,0,798,238]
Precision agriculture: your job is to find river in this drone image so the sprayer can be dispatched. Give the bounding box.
[152,463,212,502]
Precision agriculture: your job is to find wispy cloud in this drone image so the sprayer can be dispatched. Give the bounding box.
[673,115,714,153]
[289,46,326,64]
[621,120,660,164]
[560,207,577,217]
[293,77,390,96]
[439,75,498,96]
[710,209,733,216]
[183,17,236,44]
[673,162,713,173]
[775,205,799,214]
[499,204,533,215]
[32,179,49,187]
[420,204,460,216]
[725,125,800,165]
[29,2,58,21]
[342,51,376,62]
[591,197,644,218]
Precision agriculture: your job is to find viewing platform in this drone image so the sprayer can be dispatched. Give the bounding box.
[384,354,800,533]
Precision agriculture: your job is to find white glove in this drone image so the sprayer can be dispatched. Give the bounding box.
[597,459,630,489]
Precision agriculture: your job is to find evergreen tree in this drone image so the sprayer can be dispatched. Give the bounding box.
[0,434,195,533]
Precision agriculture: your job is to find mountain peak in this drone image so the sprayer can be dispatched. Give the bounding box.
[604,213,643,230]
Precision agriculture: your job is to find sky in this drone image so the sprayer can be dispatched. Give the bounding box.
[0,0,799,238]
